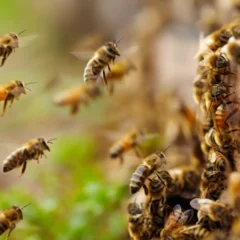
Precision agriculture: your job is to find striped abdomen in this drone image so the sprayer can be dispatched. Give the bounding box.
[0,218,9,235]
[130,164,150,194]
[215,104,227,130]
[109,140,134,159]
[2,148,25,172]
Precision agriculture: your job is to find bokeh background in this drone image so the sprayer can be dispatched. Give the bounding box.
[0,0,238,239]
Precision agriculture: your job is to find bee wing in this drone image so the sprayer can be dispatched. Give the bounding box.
[121,45,139,56]
[71,51,94,61]
[190,198,213,210]
[180,209,194,225]
[13,34,38,48]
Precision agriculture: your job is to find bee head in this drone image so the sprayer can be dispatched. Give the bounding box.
[15,80,27,94]
[8,32,19,48]
[38,138,50,151]
[106,42,120,56]
[12,206,23,220]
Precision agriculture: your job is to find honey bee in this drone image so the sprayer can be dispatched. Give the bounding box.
[0,203,30,240]
[179,224,210,240]
[208,149,235,173]
[2,137,55,176]
[193,75,209,105]
[204,127,240,153]
[203,82,233,114]
[0,80,34,116]
[224,37,240,64]
[190,198,233,231]
[129,147,170,195]
[200,161,227,200]
[197,50,232,81]
[168,166,201,198]
[0,30,27,67]
[53,83,101,114]
[146,171,172,207]
[127,202,149,240]
[161,204,193,240]
[83,41,120,86]
[109,128,144,164]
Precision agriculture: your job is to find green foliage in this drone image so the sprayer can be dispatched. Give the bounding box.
[0,135,127,240]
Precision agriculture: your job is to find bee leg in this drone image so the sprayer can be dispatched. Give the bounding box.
[112,57,115,64]
[19,161,27,177]
[102,70,108,87]
[119,155,124,165]
[133,147,141,159]
[2,93,13,116]
[143,184,148,195]
[5,224,15,240]
[107,63,111,72]
[71,104,79,115]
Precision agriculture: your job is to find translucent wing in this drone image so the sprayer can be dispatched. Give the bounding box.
[71,51,94,61]
[190,198,213,210]
[19,34,38,48]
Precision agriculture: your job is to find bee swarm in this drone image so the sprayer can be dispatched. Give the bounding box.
[127,18,240,240]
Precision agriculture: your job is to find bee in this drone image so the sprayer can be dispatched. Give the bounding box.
[168,166,201,198]
[224,37,240,64]
[208,149,235,173]
[0,203,30,240]
[0,30,26,67]
[190,198,233,231]
[197,49,232,82]
[200,159,228,200]
[179,224,210,240]
[160,204,193,240]
[127,202,149,240]
[203,82,233,114]
[193,75,209,105]
[109,128,144,164]
[129,147,170,195]
[83,40,120,86]
[53,83,101,114]
[0,80,34,116]
[146,171,172,207]
[2,137,55,176]
[205,127,240,153]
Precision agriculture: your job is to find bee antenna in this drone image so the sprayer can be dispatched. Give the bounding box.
[21,203,31,210]
[162,145,172,153]
[25,82,38,86]
[18,29,27,36]
[47,138,57,144]
[115,37,124,46]
[25,87,31,91]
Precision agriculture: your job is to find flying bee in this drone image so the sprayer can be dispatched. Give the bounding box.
[190,198,233,231]
[53,83,101,114]
[0,203,30,240]
[0,30,37,67]
[160,204,193,240]
[82,40,121,86]
[127,202,149,240]
[193,75,209,105]
[109,128,150,164]
[129,147,170,195]
[146,171,172,208]
[2,137,55,176]
[0,80,35,116]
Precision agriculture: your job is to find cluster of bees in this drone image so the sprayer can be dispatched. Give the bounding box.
[122,18,240,240]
